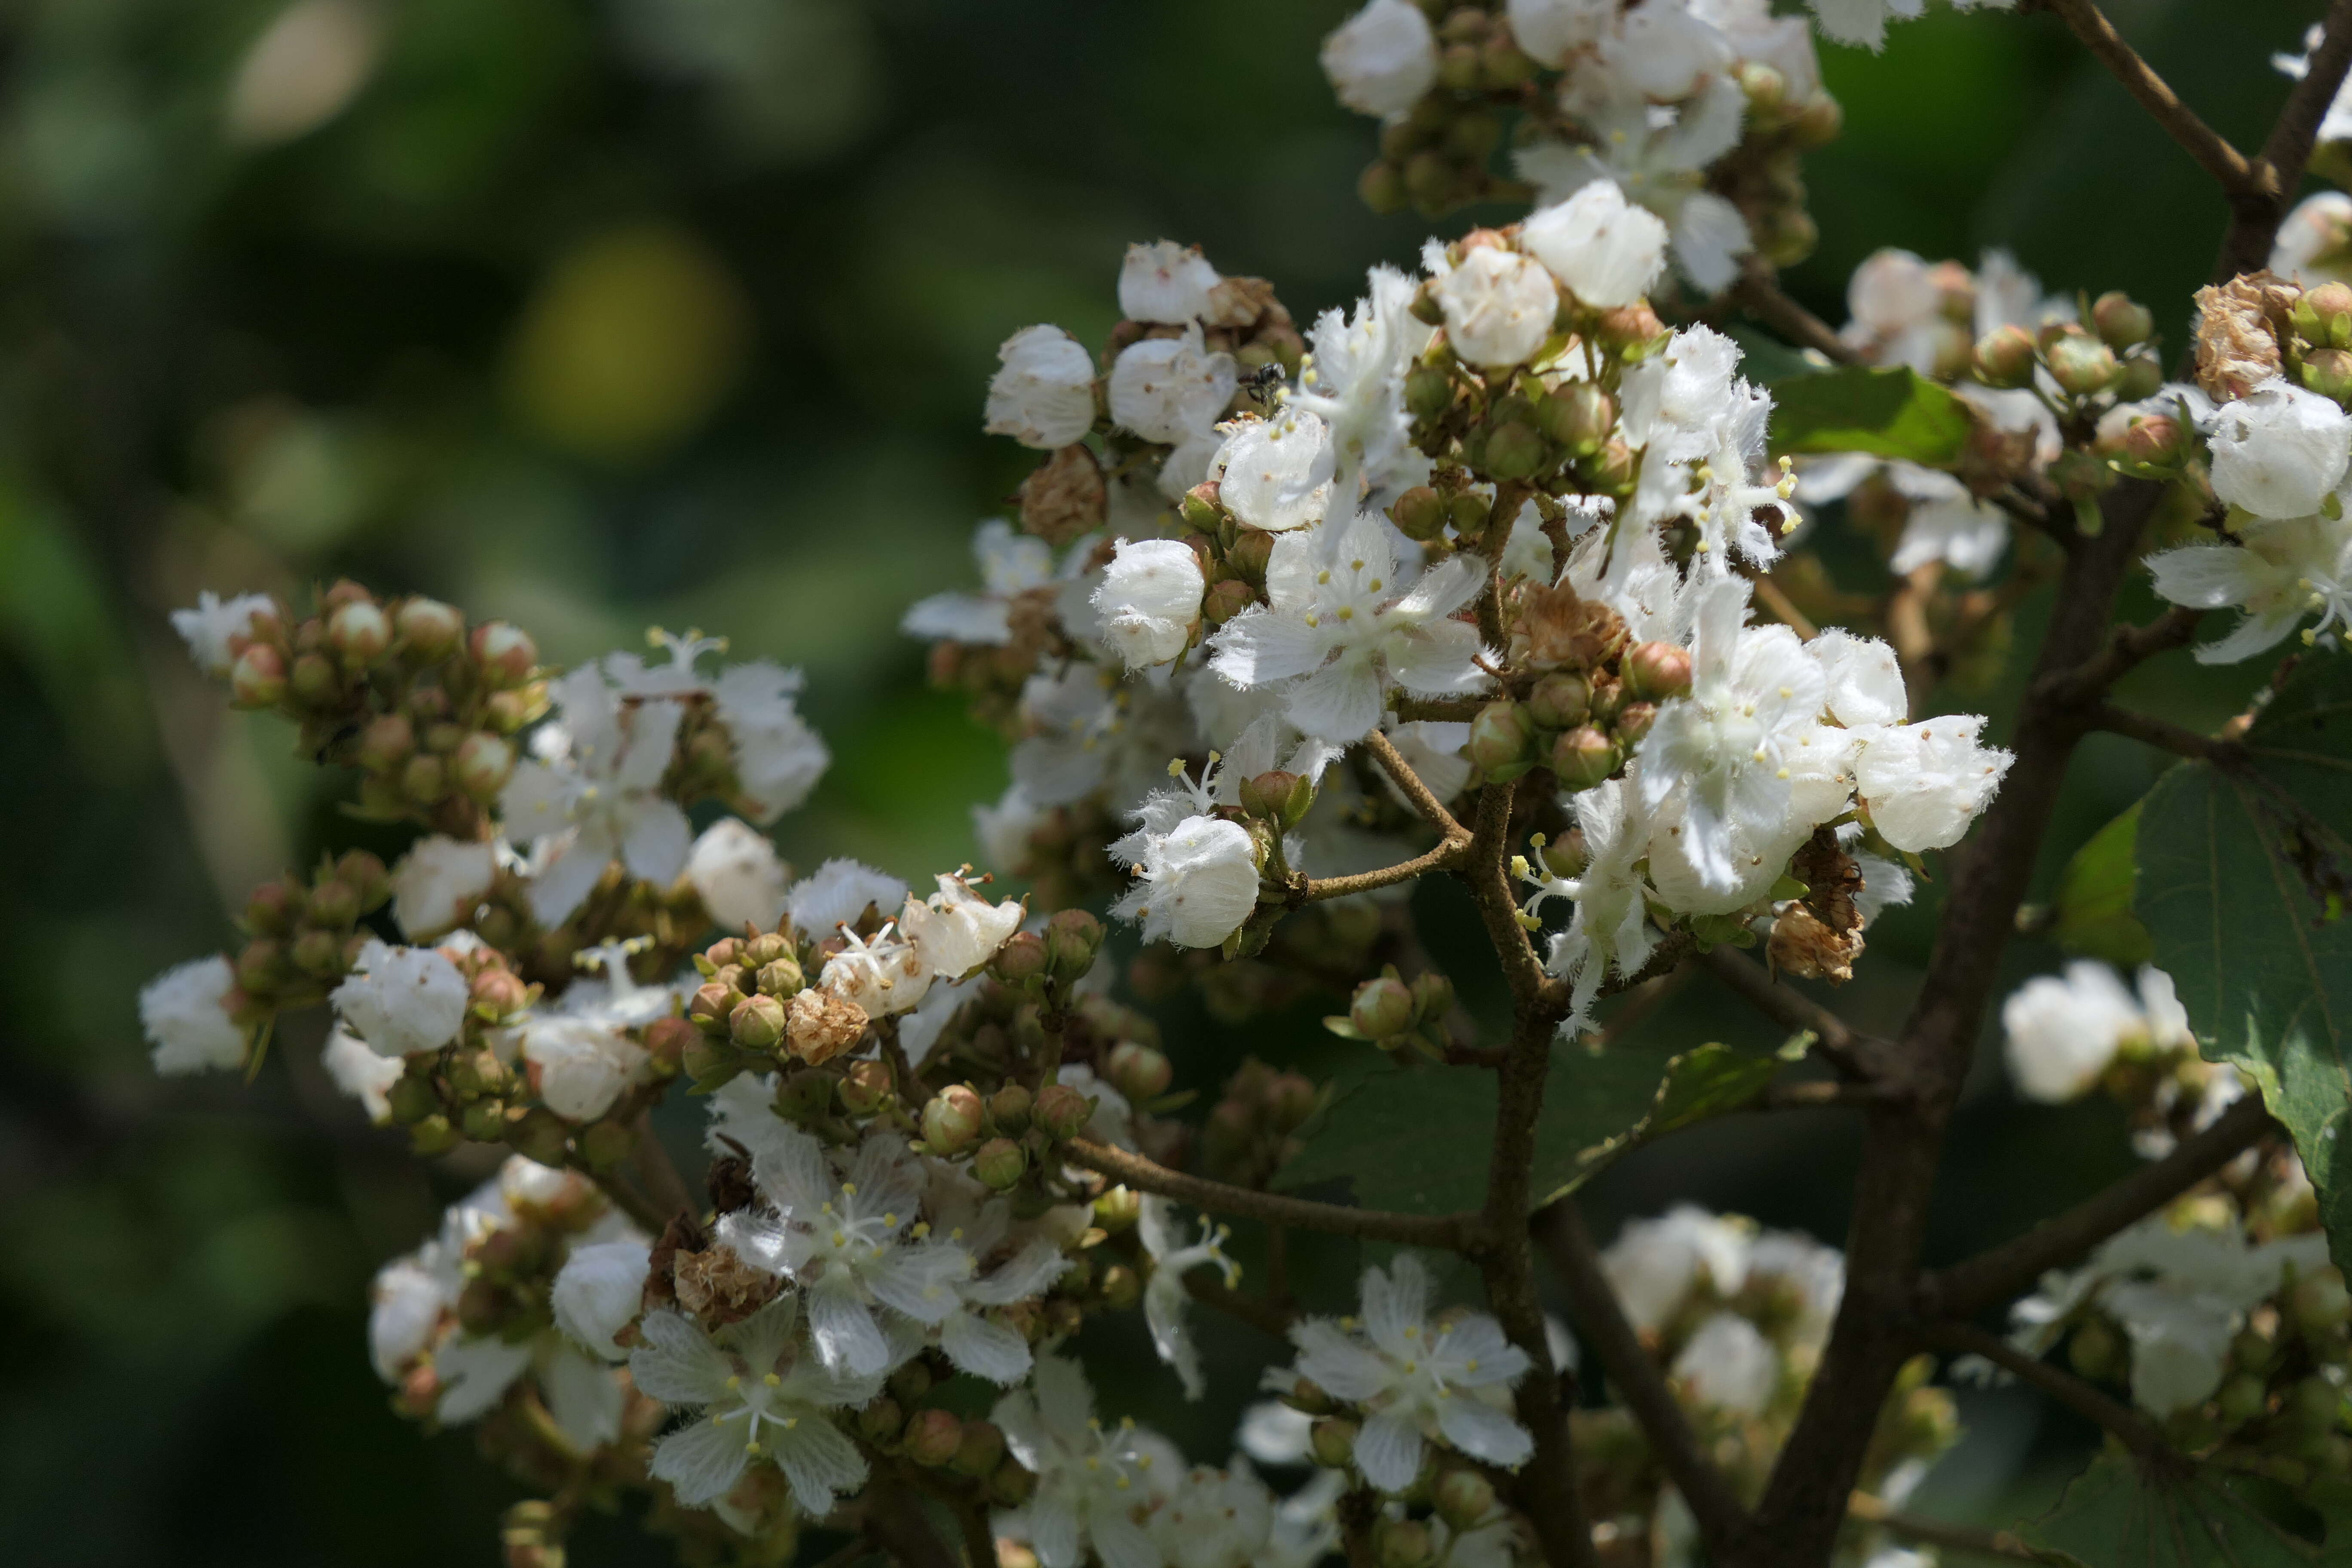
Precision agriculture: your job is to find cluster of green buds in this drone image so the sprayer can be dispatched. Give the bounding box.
[377,947,569,1159]
[1709,61,1845,271]
[1972,291,2173,529]
[917,1073,1099,1194]
[229,849,390,1017]
[680,925,849,1093]
[856,1364,1035,1508]
[1326,966,1458,1058]
[1357,5,1539,219]
[1176,480,1287,635]
[1473,637,1690,796]
[1197,1057,1319,1189]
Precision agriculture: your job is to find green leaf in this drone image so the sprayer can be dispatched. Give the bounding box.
[1767,364,1973,465]
[2016,1453,2331,1565]
[1273,1041,1789,1216]
[2052,801,2154,965]
[2135,658,2352,1274]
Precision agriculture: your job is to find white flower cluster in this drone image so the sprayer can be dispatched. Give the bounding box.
[2001,960,2196,1104]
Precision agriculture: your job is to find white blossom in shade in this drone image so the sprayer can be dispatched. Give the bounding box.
[992,1353,1182,1568]
[1837,249,1964,376]
[331,938,469,1058]
[1109,323,1237,446]
[1519,75,1751,293]
[710,661,829,823]
[897,872,1025,982]
[818,920,931,1017]
[1600,1206,1754,1332]
[1519,779,1659,1027]
[1672,1311,1780,1415]
[1806,628,1907,726]
[1635,578,1827,894]
[369,1254,448,1381]
[1213,409,1335,533]
[720,1128,971,1377]
[520,1014,649,1121]
[2001,961,2194,1104]
[631,1298,880,1512]
[902,518,1057,646]
[1290,265,1430,509]
[1893,490,2010,578]
[1804,0,1926,52]
[1521,179,1671,309]
[934,1226,1071,1385]
[1853,713,2011,852]
[552,1240,652,1359]
[973,781,1046,876]
[787,859,909,941]
[2205,379,2352,520]
[686,817,788,934]
[140,955,249,1075]
[1508,0,1613,66]
[1151,1464,1279,1568]
[323,1027,403,1121]
[169,589,276,675]
[501,671,691,927]
[986,325,1099,450]
[1609,0,1735,97]
[1681,386,1798,570]
[1320,0,1438,119]
[1237,1400,1316,1466]
[1430,245,1559,368]
[1120,241,1220,325]
[1139,1197,1240,1400]
[1284,1253,1533,1491]
[1208,511,1490,744]
[389,834,496,940]
[2148,511,2352,662]
[2272,190,2352,289]
[1110,810,1262,950]
[1093,538,1206,669]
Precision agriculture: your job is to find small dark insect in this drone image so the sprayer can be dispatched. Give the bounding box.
[313,721,361,765]
[1240,361,1287,405]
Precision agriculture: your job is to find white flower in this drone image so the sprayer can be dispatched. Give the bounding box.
[1320,0,1438,119]
[501,669,692,927]
[552,1240,652,1359]
[1111,810,1262,950]
[1208,511,1490,744]
[1213,409,1335,532]
[389,835,496,940]
[902,518,1058,646]
[1237,1401,1315,1466]
[2148,511,2352,662]
[1152,1464,1280,1568]
[323,1027,403,1121]
[1519,779,1659,1026]
[1109,322,1237,446]
[719,1128,971,1376]
[1286,1253,1533,1491]
[686,817,788,934]
[819,921,933,1017]
[787,859,910,941]
[1430,245,1559,368]
[2002,961,2194,1103]
[711,661,829,823]
[2273,190,2352,289]
[1094,538,1206,669]
[631,1298,880,1512]
[169,589,275,675]
[992,1353,1181,1568]
[520,1014,649,1120]
[1121,241,1220,325]
[1139,1197,1241,1400]
[1289,265,1431,509]
[1522,180,1671,309]
[1635,578,1828,894]
[331,938,469,1057]
[1893,490,2010,578]
[1519,77,1751,293]
[1804,0,1928,52]
[1508,0,1613,66]
[986,325,1099,450]
[897,872,1025,982]
[1836,249,1967,376]
[1806,628,1907,726]
[974,780,1047,874]
[933,1223,1071,1385]
[1672,1311,1779,1415]
[1600,1205,1753,1332]
[2205,378,2352,520]
[1853,713,2011,852]
[140,955,249,1075]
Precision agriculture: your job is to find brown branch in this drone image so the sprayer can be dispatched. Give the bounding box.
[572,1158,669,1234]
[1185,1270,1295,1337]
[1295,836,1468,903]
[1918,1321,2177,1470]
[1393,695,1484,723]
[2088,702,2242,763]
[1463,781,1551,1008]
[2041,603,2204,706]
[1923,1093,2275,1320]
[1885,561,1944,718]
[1698,946,1884,1081]
[1537,1202,1749,1553]
[2217,0,2352,278]
[1844,1493,2068,1564]
[1748,573,1820,641]
[2041,0,2262,200]
[1061,1137,1481,1250]
[1366,727,1468,840]
[1732,268,1860,365]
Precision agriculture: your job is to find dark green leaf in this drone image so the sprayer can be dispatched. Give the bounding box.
[2052,801,2153,965]
[2017,1453,2331,1565]
[1273,1041,1788,1216]
[2135,658,2352,1273]
[1767,364,1972,465]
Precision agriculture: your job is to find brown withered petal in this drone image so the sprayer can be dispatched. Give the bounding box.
[1769,902,1864,984]
[670,1243,781,1329]
[787,987,869,1066]
[2193,270,2300,401]
[1519,581,1629,671]
[1017,443,1107,546]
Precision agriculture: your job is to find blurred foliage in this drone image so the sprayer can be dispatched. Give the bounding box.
[0,0,2333,1561]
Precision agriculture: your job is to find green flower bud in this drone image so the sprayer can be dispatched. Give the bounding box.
[2288,1375,2343,1433]
[1477,35,1533,89]
[1239,768,1314,829]
[306,878,360,930]
[1593,302,1666,357]
[2045,332,2119,397]
[1411,971,1455,1024]
[1309,1415,1357,1469]
[992,931,1048,985]
[459,1099,508,1143]
[2304,348,2352,402]
[690,981,744,1036]
[1789,92,1843,148]
[452,733,514,801]
[903,1407,964,1467]
[394,597,464,663]
[1583,437,1636,496]
[1614,700,1659,747]
[1447,490,1491,537]
[2091,291,2154,350]
[1434,1467,1497,1531]
[988,1457,1036,1509]
[1526,672,1591,730]
[228,643,288,708]
[1032,1083,1094,1140]
[399,753,447,806]
[2217,1373,2270,1425]
[642,1016,696,1074]
[1227,528,1276,585]
[387,1069,440,1127]
[1973,325,2039,389]
[1107,1041,1173,1102]
[839,1059,894,1116]
[2297,281,2352,349]
[2068,1317,2121,1381]
[2292,1267,2352,1336]
[470,622,537,688]
[1482,419,1548,481]
[1622,640,1694,701]
[1404,364,1455,422]
[1376,1519,1433,1568]
[328,600,392,669]
[974,1137,1027,1191]
[506,1108,570,1164]
[2231,1325,2281,1374]
[1098,1261,1142,1309]
[729,994,787,1050]
[857,1396,904,1447]
[287,649,338,707]
[990,1082,1034,1133]
[2114,353,2164,401]
[1093,1186,1142,1233]
[576,1119,633,1168]
[922,1085,986,1154]
[1263,1071,1316,1132]
[1044,908,1106,981]
[1537,382,1615,456]
[291,927,346,977]
[2121,414,2186,469]
[1202,578,1255,625]
[356,714,414,774]
[1350,976,1416,1040]
[410,1113,460,1157]
[952,1419,1008,1478]
[1550,725,1622,789]
[1358,159,1408,217]
[756,956,805,998]
[1392,484,1449,540]
[1468,700,1536,772]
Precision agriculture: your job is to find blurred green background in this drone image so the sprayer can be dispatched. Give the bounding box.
[0,0,2327,1561]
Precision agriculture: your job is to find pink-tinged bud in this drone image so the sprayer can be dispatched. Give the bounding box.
[1201,577,1254,625]
[1584,438,1636,496]
[991,930,1048,985]
[1550,726,1622,789]
[481,689,533,734]
[990,1082,1033,1133]
[1043,909,1105,982]
[1179,480,1224,533]
[755,956,805,998]
[470,622,537,688]
[1410,970,1455,1023]
[1467,701,1535,772]
[2305,348,2352,402]
[357,714,414,773]
[1614,700,1659,747]
[2045,332,2120,397]
[394,598,465,662]
[1309,1416,1359,1468]
[1264,1071,1316,1132]
[245,878,299,934]
[2091,291,2154,350]
[236,938,288,994]
[641,1015,696,1073]
[470,967,529,1018]
[729,994,786,1050]
[973,1137,1027,1191]
[307,878,360,928]
[1107,1041,1173,1102]
[837,1059,891,1115]
[1594,301,1666,356]
[1239,768,1314,828]
[689,981,743,1035]
[1622,640,1692,701]
[320,579,373,616]
[328,600,392,669]
[2121,415,2185,467]
[922,1086,986,1153]
[1973,325,2038,389]
[2298,282,2352,349]
[1032,1083,1093,1140]
[453,732,514,801]
[289,650,339,706]
[741,931,791,968]
[1434,1468,1497,1531]
[447,1046,508,1098]
[1226,528,1276,584]
[1377,1517,1435,1568]
[1351,977,1415,1040]
[289,928,343,978]
[1390,484,1447,541]
[1527,672,1590,729]
[399,753,447,805]
[228,643,288,708]
[952,1419,1007,1478]
[1538,383,1614,456]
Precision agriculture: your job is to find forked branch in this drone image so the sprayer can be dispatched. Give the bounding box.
[1060,1137,1482,1251]
[2039,0,2263,202]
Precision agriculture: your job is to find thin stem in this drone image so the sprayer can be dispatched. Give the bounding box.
[1537,1202,1749,1552]
[1464,782,1551,1008]
[573,1158,669,1233]
[2089,701,2241,763]
[1748,573,1820,641]
[1061,1136,1481,1250]
[1844,1493,2068,1565]
[1366,727,1468,839]
[2219,0,2352,279]
[1918,1321,2177,1470]
[1923,1092,2275,1319]
[1393,695,1484,723]
[1296,836,1468,903]
[1885,561,1944,718]
[1185,1270,1295,1337]
[2039,605,2205,707]
[1698,946,1883,1081]
[2041,0,2263,200]
[631,1110,697,1222]
[1732,268,1860,365]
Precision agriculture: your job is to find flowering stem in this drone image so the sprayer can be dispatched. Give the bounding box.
[1183,1269,1295,1336]
[1916,1321,2178,1471]
[2037,0,2263,203]
[1365,728,1468,839]
[1060,1136,1482,1250]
